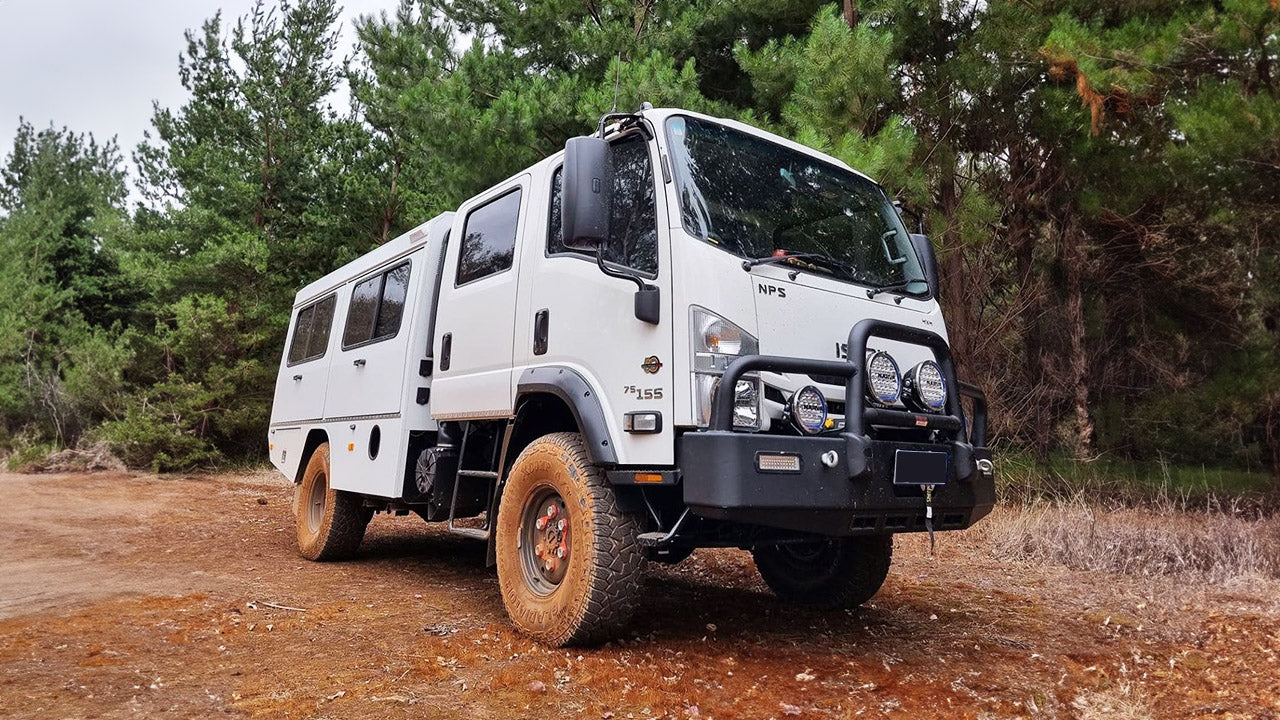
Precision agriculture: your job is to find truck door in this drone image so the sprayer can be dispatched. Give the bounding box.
[271,294,337,423]
[325,257,417,419]
[432,177,530,418]
[513,134,676,465]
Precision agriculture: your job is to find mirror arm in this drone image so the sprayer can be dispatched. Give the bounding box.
[596,247,648,292]
[596,247,660,325]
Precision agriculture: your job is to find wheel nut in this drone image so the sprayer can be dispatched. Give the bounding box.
[557,519,565,531]
[535,517,547,530]
[556,544,566,558]
[546,505,558,518]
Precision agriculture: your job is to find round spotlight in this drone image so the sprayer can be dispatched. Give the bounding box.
[788,385,828,435]
[864,351,902,406]
[904,360,947,412]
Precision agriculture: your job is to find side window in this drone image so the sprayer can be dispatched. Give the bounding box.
[287,305,315,364]
[375,263,409,338]
[306,295,336,359]
[342,275,380,347]
[548,133,658,275]
[287,294,336,365]
[342,261,412,348]
[457,189,522,285]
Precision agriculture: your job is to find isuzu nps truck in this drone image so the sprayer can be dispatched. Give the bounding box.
[267,106,995,646]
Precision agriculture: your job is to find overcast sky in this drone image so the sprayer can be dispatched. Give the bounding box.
[0,0,399,200]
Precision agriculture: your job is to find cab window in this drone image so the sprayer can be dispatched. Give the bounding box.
[548,133,658,276]
[457,189,522,285]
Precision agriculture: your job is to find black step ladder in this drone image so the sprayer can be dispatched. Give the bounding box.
[446,420,513,541]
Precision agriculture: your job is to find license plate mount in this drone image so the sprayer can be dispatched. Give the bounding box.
[893,449,950,486]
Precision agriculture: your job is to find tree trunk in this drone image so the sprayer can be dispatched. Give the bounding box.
[1062,215,1094,460]
[1265,396,1280,492]
[843,0,859,29]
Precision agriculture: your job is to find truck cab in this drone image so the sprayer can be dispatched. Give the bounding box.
[268,107,995,647]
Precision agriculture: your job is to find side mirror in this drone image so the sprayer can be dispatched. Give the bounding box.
[561,136,612,252]
[909,233,940,298]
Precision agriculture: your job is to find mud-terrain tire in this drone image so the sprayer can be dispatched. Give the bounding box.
[495,432,644,646]
[752,534,892,609]
[295,442,370,561]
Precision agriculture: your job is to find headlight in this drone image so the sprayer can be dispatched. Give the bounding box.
[692,307,760,429]
[864,350,901,406]
[788,385,827,434]
[904,360,947,412]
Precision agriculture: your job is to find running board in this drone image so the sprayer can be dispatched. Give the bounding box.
[447,526,490,541]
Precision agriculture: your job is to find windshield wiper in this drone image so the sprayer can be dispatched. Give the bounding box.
[865,280,926,303]
[740,250,829,271]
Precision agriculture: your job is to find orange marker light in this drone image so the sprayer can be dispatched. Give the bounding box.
[347,442,355,452]
[634,473,664,484]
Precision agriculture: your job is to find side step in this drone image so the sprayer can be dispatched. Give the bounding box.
[445,421,513,543]
[448,527,490,541]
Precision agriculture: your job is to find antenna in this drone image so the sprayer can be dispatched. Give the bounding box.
[611,54,621,112]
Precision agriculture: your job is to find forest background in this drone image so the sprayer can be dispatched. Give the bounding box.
[2,0,1277,496]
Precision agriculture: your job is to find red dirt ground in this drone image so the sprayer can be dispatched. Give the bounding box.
[0,470,1276,719]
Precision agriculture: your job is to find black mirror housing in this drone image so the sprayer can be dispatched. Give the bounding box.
[909,233,940,298]
[562,136,612,252]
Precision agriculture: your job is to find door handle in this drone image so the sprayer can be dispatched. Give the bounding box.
[533,309,549,356]
[440,333,452,372]
[353,358,366,367]
[292,374,302,382]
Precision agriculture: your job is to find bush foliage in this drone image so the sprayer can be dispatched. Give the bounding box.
[0,0,1277,486]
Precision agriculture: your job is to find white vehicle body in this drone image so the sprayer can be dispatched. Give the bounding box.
[269,108,994,615]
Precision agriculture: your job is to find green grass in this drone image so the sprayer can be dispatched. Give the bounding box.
[997,450,1275,506]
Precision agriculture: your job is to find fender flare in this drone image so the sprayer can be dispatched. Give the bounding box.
[515,366,618,466]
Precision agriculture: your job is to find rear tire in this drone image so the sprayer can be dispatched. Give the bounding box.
[295,442,370,561]
[752,534,892,609]
[495,432,644,646]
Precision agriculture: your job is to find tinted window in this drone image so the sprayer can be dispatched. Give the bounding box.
[375,263,409,338]
[342,275,380,347]
[287,305,315,364]
[548,134,658,275]
[287,295,336,365]
[457,189,521,285]
[342,261,412,348]
[306,295,336,359]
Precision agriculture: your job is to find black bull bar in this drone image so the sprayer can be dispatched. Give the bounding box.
[708,318,989,480]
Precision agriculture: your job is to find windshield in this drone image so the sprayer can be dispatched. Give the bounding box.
[665,115,927,293]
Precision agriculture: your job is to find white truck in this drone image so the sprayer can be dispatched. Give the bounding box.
[268,106,995,646]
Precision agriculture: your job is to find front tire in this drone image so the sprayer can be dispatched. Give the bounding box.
[495,433,644,646]
[295,442,370,561]
[752,534,892,609]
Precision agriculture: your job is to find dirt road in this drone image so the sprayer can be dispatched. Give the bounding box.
[0,471,1276,719]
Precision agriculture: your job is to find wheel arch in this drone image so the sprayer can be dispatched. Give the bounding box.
[514,366,618,466]
[294,428,330,484]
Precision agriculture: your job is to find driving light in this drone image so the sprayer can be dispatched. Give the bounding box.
[756,452,801,473]
[865,351,901,406]
[788,385,828,435]
[904,360,947,412]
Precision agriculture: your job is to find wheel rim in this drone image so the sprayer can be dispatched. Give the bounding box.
[775,540,837,569]
[307,471,326,533]
[519,486,571,596]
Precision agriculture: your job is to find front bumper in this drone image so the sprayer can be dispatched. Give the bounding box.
[678,318,995,537]
[679,432,994,536]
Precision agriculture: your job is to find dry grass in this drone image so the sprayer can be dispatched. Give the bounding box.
[1069,683,1154,720]
[979,498,1280,584]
